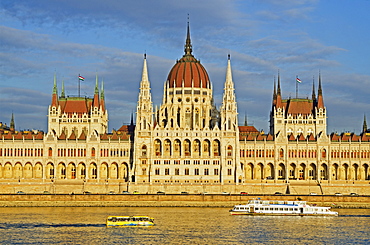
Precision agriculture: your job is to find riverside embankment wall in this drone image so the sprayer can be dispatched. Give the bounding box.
[1,179,370,196]
[0,194,369,208]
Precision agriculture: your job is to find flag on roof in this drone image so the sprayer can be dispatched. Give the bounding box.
[296,77,302,83]
[78,75,85,81]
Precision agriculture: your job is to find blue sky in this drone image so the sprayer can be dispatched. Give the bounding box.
[1,0,369,134]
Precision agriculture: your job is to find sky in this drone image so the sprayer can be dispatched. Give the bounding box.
[1,0,370,134]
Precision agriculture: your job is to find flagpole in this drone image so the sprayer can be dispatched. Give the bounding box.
[296,75,298,98]
[78,74,81,97]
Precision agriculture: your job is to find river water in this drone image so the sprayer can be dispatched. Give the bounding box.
[0,207,369,244]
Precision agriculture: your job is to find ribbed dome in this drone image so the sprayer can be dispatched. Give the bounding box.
[167,55,210,88]
[166,22,210,89]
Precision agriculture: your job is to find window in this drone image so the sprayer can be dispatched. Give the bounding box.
[175,168,179,175]
[204,168,209,175]
[155,168,160,175]
[185,168,189,175]
[227,169,232,175]
[214,169,219,175]
[165,168,170,175]
[194,168,199,175]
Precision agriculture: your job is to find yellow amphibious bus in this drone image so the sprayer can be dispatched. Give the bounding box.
[106,216,154,227]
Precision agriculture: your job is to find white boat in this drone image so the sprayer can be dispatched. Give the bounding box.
[106,216,154,227]
[230,199,338,216]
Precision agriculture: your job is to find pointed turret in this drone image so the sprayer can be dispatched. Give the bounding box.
[100,80,105,111]
[363,114,368,133]
[51,73,58,107]
[61,80,65,98]
[10,113,15,131]
[317,72,324,109]
[93,74,100,108]
[220,54,238,131]
[272,76,277,106]
[136,53,153,131]
[312,76,316,102]
[276,72,282,108]
[184,21,192,56]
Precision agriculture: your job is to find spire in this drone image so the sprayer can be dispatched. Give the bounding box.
[53,73,57,94]
[220,54,238,131]
[100,80,105,99]
[184,18,192,56]
[93,73,100,108]
[363,114,368,133]
[10,113,15,130]
[276,72,282,108]
[317,72,324,108]
[95,73,99,95]
[277,72,281,95]
[51,74,58,107]
[61,80,65,98]
[225,54,233,85]
[311,76,316,101]
[272,76,277,106]
[142,53,149,82]
[244,113,248,126]
[100,80,105,111]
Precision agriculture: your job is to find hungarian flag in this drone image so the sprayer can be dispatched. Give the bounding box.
[296,77,302,83]
[78,75,85,81]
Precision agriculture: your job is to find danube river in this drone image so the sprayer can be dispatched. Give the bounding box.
[0,207,369,244]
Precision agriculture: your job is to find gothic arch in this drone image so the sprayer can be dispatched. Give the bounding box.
[89,162,98,179]
[174,139,181,157]
[110,162,119,179]
[256,162,264,180]
[14,162,22,179]
[289,163,296,179]
[100,162,109,179]
[77,162,86,179]
[193,139,201,157]
[331,163,339,180]
[203,139,210,157]
[24,162,33,179]
[34,162,43,179]
[4,162,12,178]
[154,139,162,156]
[67,162,76,179]
[278,163,286,179]
[58,162,66,179]
[308,163,317,180]
[46,162,54,179]
[299,163,306,180]
[246,163,254,180]
[120,162,129,181]
[320,163,328,180]
[266,163,274,179]
[213,139,220,157]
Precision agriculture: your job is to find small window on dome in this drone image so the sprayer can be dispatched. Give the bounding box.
[195,98,198,102]
[178,98,182,102]
[186,98,190,102]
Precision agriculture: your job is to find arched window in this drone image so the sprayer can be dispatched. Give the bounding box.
[142,145,147,157]
[48,147,53,157]
[91,148,96,157]
[227,145,232,157]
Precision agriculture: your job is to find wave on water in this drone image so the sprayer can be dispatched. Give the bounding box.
[0,223,106,229]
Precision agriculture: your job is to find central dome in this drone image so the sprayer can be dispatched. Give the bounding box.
[166,24,210,89]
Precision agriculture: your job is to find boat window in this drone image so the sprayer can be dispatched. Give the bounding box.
[279,208,283,211]
[255,207,259,211]
[284,208,288,211]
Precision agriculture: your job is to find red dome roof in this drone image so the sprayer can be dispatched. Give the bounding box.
[167,55,210,88]
[166,23,210,89]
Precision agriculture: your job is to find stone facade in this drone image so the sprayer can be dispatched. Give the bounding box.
[0,25,369,195]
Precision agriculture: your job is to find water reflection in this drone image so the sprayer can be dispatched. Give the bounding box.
[0,207,369,244]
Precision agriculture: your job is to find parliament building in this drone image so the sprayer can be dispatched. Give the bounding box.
[0,25,369,195]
